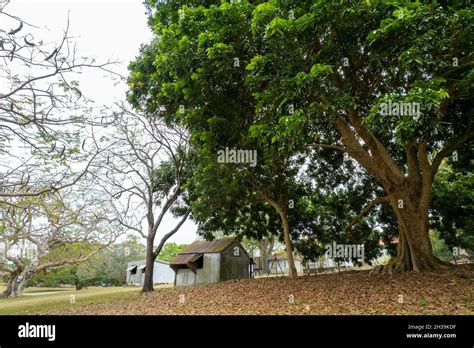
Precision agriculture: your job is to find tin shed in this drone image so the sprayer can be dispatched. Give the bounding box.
[170,238,250,286]
[126,259,175,286]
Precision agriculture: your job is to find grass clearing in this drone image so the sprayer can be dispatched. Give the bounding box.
[0,285,144,315]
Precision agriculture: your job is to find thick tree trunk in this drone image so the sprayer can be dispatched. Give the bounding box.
[142,237,155,293]
[12,277,28,297]
[374,192,451,273]
[334,118,456,273]
[1,272,31,298]
[1,275,17,298]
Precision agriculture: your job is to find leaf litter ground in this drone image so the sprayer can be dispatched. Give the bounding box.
[46,264,473,315]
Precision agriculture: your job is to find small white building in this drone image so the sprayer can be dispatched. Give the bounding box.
[126,259,175,286]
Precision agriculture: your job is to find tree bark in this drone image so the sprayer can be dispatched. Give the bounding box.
[372,187,452,273]
[1,275,18,298]
[142,236,155,293]
[262,195,298,277]
[141,210,190,293]
[12,277,28,298]
[334,116,456,273]
[281,211,298,277]
[259,235,274,274]
[1,271,32,298]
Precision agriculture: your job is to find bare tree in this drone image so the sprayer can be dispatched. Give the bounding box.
[0,3,118,200]
[0,3,127,298]
[0,179,118,298]
[97,106,191,292]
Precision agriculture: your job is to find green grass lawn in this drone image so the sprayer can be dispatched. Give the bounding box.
[0,282,145,315]
[22,288,71,294]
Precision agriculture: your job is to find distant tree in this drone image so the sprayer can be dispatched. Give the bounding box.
[429,231,454,262]
[114,235,147,277]
[72,236,147,288]
[0,184,118,298]
[241,235,275,275]
[0,4,122,297]
[30,236,146,288]
[157,242,187,262]
[98,106,192,292]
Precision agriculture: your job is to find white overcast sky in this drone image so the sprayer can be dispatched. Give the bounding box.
[5,0,199,245]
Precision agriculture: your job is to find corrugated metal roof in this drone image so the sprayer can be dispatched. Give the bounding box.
[180,238,236,254]
[170,252,202,266]
[170,238,237,266]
